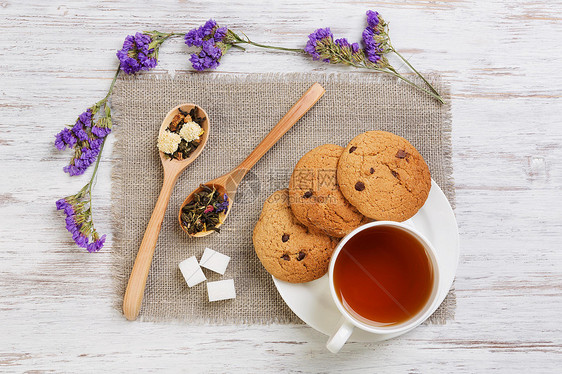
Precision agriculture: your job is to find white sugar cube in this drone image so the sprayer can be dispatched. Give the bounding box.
[179,256,206,287]
[206,279,236,302]
[199,247,231,275]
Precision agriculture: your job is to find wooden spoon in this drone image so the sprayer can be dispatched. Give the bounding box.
[178,82,326,237]
[123,103,210,321]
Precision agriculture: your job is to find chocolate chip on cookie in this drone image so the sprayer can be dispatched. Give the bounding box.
[288,144,368,238]
[395,149,409,159]
[253,189,336,283]
[337,131,431,221]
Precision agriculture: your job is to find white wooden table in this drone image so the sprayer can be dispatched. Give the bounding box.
[1,0,561,372]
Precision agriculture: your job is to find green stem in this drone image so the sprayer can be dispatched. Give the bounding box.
[87,139,106,193]
[349,62,444,104]
[236,39,305,53]
[230,44,246,51]
[86,138,106,225]
[385,68,444,104]
[392,49,443,100]
[102,66,121,102]
[143,31,185,38]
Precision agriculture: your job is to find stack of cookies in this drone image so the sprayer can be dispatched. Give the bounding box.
[253,131,432,283]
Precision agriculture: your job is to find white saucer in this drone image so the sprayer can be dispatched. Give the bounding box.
[272,180,459,342]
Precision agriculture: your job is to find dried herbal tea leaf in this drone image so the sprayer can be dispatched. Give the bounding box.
[180,185,230,235]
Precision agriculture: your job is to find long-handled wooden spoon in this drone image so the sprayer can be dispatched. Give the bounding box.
[178,82,326,237]
[123,103,210,321]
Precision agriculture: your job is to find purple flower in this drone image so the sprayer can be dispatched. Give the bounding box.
[214,27,227,42]
[215,194,229,213]
[184,20,232,71]
[73,231,89,247]
[335,38,360,54]
[366,10,381,29]
[69,109,93,142]
[362,10,388,64]
[203,19,218,31]
[56,198,76,217]
[78,109,93,128]
[91,125,111,138]
[116,32,157,74]
[62,164,79,176]
[189,40,223,71]
[65,215,79,233]
[185,19,218,47]
[63,143,102,176]
[90,137,104,150]
[184,29,200,47]
[362,27,382,63]
[56,195,106,252]
[56,107,109,176]
[54,128,76,150]
[304,28,333,61]
[335,38,350,48]
[72,121,89,142]
[54,132,65,150]
[54,109,91,150]
[55,198,67,210]
[63,204,74,217]
[86,235,106,253]
[63,128,77,146]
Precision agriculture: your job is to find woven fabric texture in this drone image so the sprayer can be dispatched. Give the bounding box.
[111,72,455,324]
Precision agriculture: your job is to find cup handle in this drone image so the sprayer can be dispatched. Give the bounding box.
[326,317,354,353]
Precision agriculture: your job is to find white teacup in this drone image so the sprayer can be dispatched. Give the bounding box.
[326,221,443,353]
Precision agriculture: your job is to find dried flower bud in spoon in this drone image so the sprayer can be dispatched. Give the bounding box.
[157,106,205,160]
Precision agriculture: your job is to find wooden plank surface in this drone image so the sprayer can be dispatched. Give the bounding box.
[1,0,561,372]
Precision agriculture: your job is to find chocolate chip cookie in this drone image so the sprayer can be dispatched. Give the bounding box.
[289,144,367,237]
[253,189,337,283]
[337,131,431,221]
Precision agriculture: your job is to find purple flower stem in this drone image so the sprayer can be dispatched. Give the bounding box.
[239,39,305,53]
[347,60,444,104]
[229,31,305,53]
[101,66,121,101]
[391,49,442,99]
[86,137,106,204]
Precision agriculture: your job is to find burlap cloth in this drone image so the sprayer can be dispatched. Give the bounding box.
[111,72,455,324]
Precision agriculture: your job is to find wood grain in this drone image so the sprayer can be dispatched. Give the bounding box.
[179,82,325,237]
[1,0,561,372]
[123,103,210,320]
